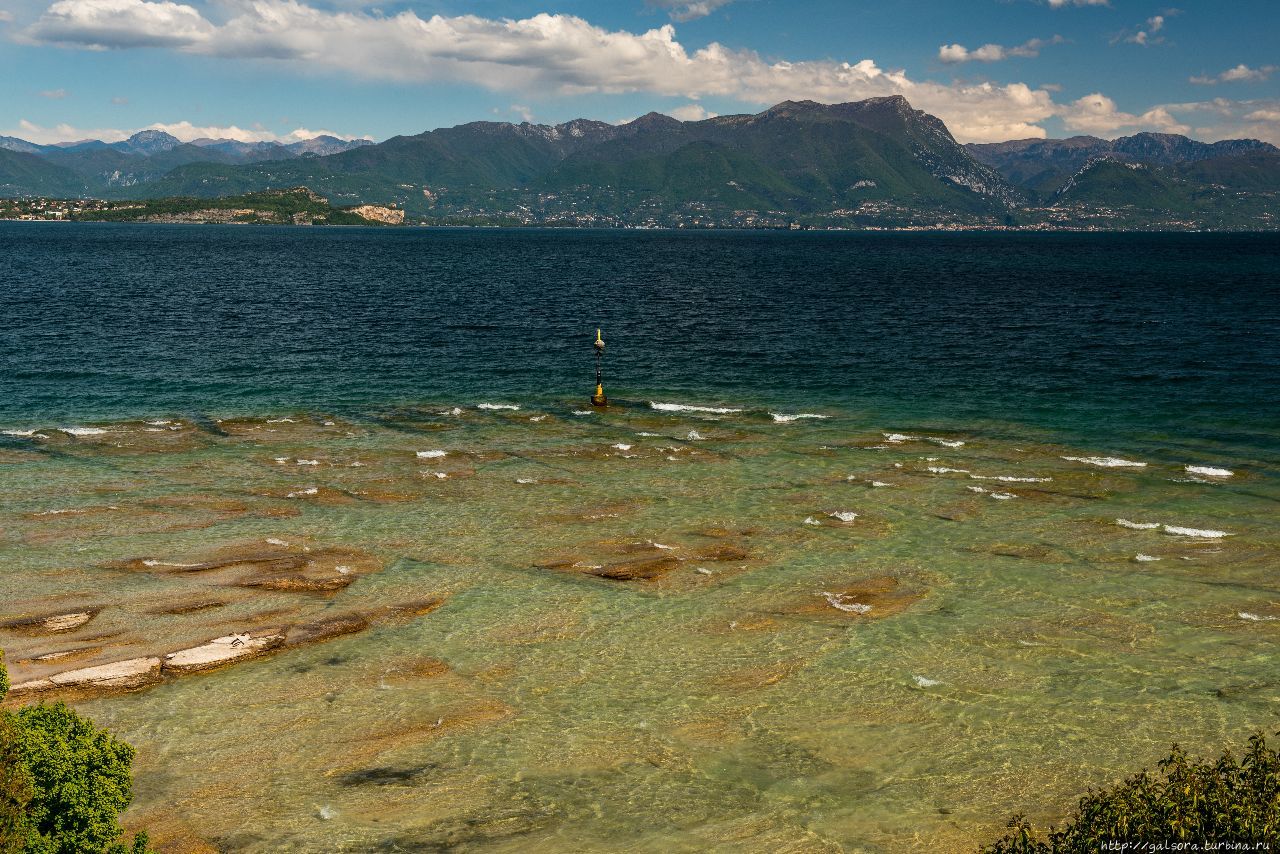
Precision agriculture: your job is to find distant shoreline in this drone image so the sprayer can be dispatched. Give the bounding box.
[1,217,1274,234]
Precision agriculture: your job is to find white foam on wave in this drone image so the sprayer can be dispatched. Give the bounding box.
[266,538,289,546]
[572,410,593,416]
[803,516,821,526]
[1239,612,1279,622]
[928,437,965,448]
[828,511,858,522]
[266,418,295,424]
[295,459,319,466]
[477,403,520,411]
[1118,518,1231,538]
[771,413,828,423]
[528,415,547,422]
[429,472,448,480]
[416,450,447,459]
[927,466,969,475]
[286,487,319,498]
[1063,456,1146,468]
[1163,525,1231,539]
[611,443,632,451]
[142,559,202,568]
[883,433,918,444]
[1185,465,1233,478]
[515,478,536,485]
[649,402,743,414]
[970,474,1052,483]
[439,407,463,416]
[59,427,107,437]
[686,430,705,441]
[913,675,942,688]
[968,486,1016,499]
[3,429,42,437]
[819,592,872,614]
[1135,554,1161,562]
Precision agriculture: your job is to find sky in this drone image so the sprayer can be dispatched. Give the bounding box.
[0,0,1277,146]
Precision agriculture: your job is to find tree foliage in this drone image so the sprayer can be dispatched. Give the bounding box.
[0,652,147,854]
[983,733,1280,852]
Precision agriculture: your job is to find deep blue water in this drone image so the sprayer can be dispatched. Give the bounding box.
[2,222,1277,448]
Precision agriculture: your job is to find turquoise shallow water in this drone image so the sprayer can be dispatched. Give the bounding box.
[0,225,1278,852]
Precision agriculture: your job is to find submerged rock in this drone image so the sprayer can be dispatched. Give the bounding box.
[785,576,924,621]
[1,609,100,635]
[591,555,682,581]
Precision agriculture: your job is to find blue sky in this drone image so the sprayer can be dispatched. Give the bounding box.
[1,0,1277,145]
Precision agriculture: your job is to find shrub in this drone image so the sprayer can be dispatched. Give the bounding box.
[0,652,148,854]
[982,733,1280,852]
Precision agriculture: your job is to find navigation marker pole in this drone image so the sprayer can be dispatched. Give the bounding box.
[592,328,608,407]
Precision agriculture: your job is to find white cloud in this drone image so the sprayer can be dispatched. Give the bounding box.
[669,103,717,121]
[1062,93,1190,135]
[39,88,68,98]
[938,36,1063,64]
[1159,98,1280,145]
[3,118,369,145]
[509,104,535,123]
[1190,64,1277,85]
[22,2,1062,143]
[27,0,213,48]
[649,0,735,22]
[0,10,14,22]
[1122,14,1172,46]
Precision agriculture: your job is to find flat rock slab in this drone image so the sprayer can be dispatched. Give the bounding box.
[13,656,162,695]
[2,609,99,635]
[163,634,284,673]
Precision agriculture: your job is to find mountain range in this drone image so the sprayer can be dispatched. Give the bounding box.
[0,130,371,196]
[3,99,1278,229]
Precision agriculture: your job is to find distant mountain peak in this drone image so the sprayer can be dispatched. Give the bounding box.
[628,112,683,129]
[124,129,181,154]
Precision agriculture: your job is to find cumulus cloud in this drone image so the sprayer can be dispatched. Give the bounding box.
[1190,64,1276,85]
[669,103,717,121]
[938,35,1063,64]
[27,0,214,48]
[1154,98,1280,145]
[1062,92,1190,135]
[39,88,68,98]
[3,117,368,145]
[21,2,1063,142]
[649,0,735,22]
[1121,13,1174,46]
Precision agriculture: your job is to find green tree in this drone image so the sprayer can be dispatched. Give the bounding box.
[983,733,1280,852]
[0,654,36,854]
[0,652,147,854]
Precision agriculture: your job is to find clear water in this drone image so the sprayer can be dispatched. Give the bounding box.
[1,224,1278,852]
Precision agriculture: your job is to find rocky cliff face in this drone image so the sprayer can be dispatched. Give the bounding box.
[348,204,405,224]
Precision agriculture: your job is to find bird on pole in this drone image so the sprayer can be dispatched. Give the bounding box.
[591,328,608,407]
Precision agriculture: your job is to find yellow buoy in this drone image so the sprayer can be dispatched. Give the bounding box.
[591,328,608,407]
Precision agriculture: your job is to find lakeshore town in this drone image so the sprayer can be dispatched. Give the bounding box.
[0,192,1256,231]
